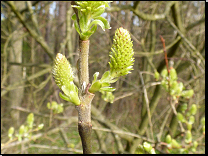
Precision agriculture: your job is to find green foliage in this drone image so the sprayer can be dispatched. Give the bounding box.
[179,103,188,113]
[200,117,205,126]
[8,127,14,140]
[71,1,111,40]
[100,90,115,103]
[89,27,134,97]
[154,71,160,81]
[159,67,194,100]
[188,104,197,115]
[185,130,192,144]
[177,113,186,123]
[27,113,34,129]
[160,67,204,153]
[47,101,64,114]
[7,113,44,142]
[164,103,204,154]
[52,53,80,105]
[135,142,156,154]
[201,117,205,135]
[165,134,172,144]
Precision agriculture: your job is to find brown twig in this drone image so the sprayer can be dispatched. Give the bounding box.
[160,35,169,73]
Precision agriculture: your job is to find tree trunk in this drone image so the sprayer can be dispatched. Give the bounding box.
[9,1,25,126]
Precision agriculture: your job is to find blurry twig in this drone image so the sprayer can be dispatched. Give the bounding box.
[138,70,154,140]
[134,36,181,57]
[166,16,205,66]
[28,144,83,154]
[92,127,155,143]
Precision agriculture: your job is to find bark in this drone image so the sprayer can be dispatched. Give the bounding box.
[76,39,95,154]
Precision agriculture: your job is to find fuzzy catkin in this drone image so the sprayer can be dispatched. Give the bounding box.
[109,27,134,77]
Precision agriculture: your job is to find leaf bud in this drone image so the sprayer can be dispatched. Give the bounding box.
[177,113,186,122]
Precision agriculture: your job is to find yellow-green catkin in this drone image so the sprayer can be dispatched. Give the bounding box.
[52,53,80,105]
[109,27,134,78]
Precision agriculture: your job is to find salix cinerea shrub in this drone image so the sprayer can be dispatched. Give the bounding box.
[155,67,194,101]
[52,28,134,104]
[6,113,44,142]
[154,68,205,153]
[51,1,135,154]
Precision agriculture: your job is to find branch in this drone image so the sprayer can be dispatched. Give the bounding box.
[75,39,95,154]
[106,2,175,21]
[134,36,181,57]
[166,16,205,65]
[1,118,77,150]
[1,67,51,97]
[5,1,54,60]
[138,70,154,140]
[186,16,205,31]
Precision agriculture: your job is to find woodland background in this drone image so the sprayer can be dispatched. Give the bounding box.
[1,1,205,154]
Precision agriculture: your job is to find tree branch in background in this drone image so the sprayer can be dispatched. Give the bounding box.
[5,1,54,60]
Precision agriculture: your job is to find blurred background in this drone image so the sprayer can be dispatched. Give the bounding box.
[1,1,205,154]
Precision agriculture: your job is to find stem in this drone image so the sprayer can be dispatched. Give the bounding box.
[76,39,95,154]
[79,40,89,86]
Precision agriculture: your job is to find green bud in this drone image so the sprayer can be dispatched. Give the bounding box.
[17,135,22,142]
[171,139,181,148]
[137,144,145,154]
[161,69,168,78]
[200,117,205,126]
[170,80,178,91]
[186,122,192,130]
[57,103,64,113]
[72,1,111,40]
[52,53,80,105]
[101,91,114,103]
[23,126,28,137]
[154,71,160,81]
[191,147,196,153]
[99,86,116,92]
[175,82,183,95]
[143,142,152,153]
[166,134,172,144]
[179,103,187,113]
[27,113,34,129]
[181,89,194,99]
[27,113,34,124]
[68,143,75,148]
[109,27,134,78]
[38,124,44,130]
[19,125,25,135]
[47,102,51,109]
[170,68,177,81]
[185,130,192,143]
[92,72,99,83]
[161,79,168,91]
[170,88,176,96]
[177,113,186,122]
[150,148,156,154]
[193,141,198,148]
[189,104,197,115]
[8,127,14,140]
[189,116,195,124]
[202,125,205,135]
[88,80,102,93]
[51,101,58,110]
